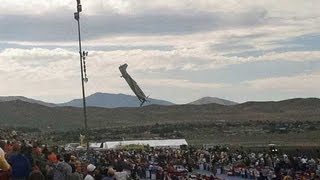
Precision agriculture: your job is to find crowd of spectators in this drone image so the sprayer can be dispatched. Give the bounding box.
[200,147,320,179]
[1,135,320,179]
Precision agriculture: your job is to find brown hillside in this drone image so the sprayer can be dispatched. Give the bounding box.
[0,98,319,130]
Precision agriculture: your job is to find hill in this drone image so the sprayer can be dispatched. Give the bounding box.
[58,92,174,108]
[2,98,320,146]
[0,98,320,130]
[189,97,238,106]
[0,96,55,107]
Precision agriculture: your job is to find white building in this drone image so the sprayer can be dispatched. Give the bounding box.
[102,139,188,149]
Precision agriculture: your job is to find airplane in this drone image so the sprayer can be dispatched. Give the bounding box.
[119,63,149,107]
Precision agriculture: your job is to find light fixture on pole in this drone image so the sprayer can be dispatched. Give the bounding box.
[74,0,89,151]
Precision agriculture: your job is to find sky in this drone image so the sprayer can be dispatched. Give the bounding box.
[0,0,319,104]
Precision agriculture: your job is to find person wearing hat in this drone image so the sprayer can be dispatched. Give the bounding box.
[84,164,96,180]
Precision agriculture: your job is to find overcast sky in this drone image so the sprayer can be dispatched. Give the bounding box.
[0,0,319,104]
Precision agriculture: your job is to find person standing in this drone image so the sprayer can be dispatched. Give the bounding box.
[9,144,32,180]
[28,162,45,180]
[53,153,72,180]
[84,164,96,180]
[102,167,116,180]
[68,160,83,180]
[0,147,10,171]
[114,165,129,180]
[0,147,10,180]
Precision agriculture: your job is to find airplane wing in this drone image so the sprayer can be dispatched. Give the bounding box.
[119,63,148,106]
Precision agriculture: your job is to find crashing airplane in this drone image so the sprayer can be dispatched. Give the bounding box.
[119,63,149,107]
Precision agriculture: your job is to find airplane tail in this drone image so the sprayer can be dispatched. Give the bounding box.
[139,96,151,107]
[146,95,151,103]
[140,99,146,107]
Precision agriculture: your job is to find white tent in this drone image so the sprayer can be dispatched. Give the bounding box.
[102,139,188,149]
[90,142,103,149]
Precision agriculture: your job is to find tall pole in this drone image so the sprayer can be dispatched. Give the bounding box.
[74,0,89,150]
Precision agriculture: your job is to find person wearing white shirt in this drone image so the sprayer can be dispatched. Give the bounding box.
[84,164,96,180]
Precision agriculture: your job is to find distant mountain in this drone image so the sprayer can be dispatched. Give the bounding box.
[189,97,238,106]
[0,96,55,107]
[58,92,174,108]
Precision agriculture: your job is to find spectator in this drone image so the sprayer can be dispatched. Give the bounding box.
[28,163,45,180]
[102,167,115,180]
[84,164,96,180]
[114,165,129,180]
[9,144,32,180]
[53,153,72,180]
[68,160,83,180]
[0,147,10,171]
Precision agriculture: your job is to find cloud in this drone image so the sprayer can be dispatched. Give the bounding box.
[2,0,319,17]
[241,71,320,97]
[0,0,320,103]
[1,0,319,62]
[1,47,319,79]
[1,0,259,16]
[0,8,267,42]
[0,47,319,103]
[142,78,227,89]
[0,48,78,82]
[0,13,77,41]
[0,48,74,62]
